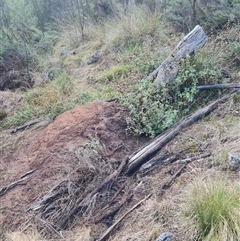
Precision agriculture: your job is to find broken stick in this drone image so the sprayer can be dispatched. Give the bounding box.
[162,165,186,189]
[0,169,36,196]
[96,193,152,241]
[10,119,45,134]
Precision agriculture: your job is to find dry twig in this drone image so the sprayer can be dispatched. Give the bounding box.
[96,193,152,241]
[0,169,36,196]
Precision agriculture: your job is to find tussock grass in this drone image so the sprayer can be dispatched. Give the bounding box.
[81,5,169,52]
[182,177,240,241]
[103,6,165,50]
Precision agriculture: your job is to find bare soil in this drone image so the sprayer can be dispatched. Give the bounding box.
[0,101,148,240]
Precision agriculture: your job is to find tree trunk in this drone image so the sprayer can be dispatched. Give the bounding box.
[148,25,207,85]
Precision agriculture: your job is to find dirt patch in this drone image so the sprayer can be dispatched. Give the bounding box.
[0,91,23,116]
[0,101,148,239]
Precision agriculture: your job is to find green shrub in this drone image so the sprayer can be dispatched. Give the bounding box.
[120,78,179,137]
[183,178,240,241]
[120,51,231,137]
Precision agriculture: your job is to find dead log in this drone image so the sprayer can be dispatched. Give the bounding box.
[147,25,207,85]
[126,90,240,174]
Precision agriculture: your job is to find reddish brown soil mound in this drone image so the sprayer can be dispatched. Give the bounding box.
[0,101,147,238]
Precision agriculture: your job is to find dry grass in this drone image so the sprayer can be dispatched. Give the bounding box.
[6,231,41,241]
[109,198,166,241]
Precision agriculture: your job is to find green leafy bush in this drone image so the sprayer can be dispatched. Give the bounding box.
[120,79,178,137]
[120,53,230,137]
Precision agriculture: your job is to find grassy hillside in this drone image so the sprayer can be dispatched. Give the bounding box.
[1,1,240,240]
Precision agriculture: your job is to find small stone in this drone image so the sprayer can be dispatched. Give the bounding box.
[156,232,172,241]
[228,153,240,171]
[87,51,101,65]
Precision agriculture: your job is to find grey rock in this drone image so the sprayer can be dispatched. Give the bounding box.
[156,232,172,241]
[60,50,76,57]
[228,153,240,171]
[87,51,101,65]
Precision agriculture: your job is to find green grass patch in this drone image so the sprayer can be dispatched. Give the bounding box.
[183,178,240,241]
[97,64,131,82]
[4,72,76,127]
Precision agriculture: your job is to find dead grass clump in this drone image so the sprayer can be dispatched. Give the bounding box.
[27,138,116,237]
[6,231,40,241]
[181,177,240,241]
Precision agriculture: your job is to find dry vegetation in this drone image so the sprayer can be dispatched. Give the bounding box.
[1,1,240,241]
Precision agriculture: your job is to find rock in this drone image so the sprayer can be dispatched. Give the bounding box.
[0,91,23,116]
[87,51,101,65]
[228,153,240,171]
[60,50,76,57]
[156,232,172,241]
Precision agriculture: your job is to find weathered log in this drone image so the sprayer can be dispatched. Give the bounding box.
[126,90,240,174]
[147,25,207,85]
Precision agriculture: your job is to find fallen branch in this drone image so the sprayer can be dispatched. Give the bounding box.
[139,151,186,177]
[0,169,36,196]
[162,165,186,189]
[96,193,152,241]
[127,90,240,174]
[184,83,240,91]
[175,153,211,164]
[11,119,44,134]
